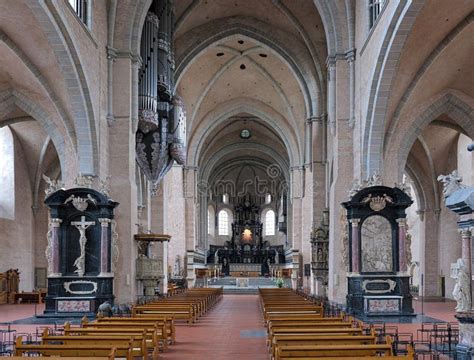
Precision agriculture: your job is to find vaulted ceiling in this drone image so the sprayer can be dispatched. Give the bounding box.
[174,0,327,183]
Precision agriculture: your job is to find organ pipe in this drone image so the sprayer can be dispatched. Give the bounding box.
[136,0,186,185]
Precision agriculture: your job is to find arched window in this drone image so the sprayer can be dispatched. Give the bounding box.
[265,193,272,204]
[68,0,91,28]
[0,127,15,219]
[218,210,228,235]
[222,193,229,204]
[265,210,275,236]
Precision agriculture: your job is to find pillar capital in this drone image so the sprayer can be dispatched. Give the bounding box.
[396,218,407,226]
[345,48,356,63]
[98,218,112,227]
[459,228,472,238]
[50,218,62,227]
[349,218,360,225]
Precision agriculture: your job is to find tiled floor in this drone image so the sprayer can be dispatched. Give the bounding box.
[0,295,459,359]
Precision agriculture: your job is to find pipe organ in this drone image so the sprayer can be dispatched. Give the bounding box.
[136,0,186,185]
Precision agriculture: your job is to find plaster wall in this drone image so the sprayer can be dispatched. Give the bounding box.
[0,135,34,291]
[438,207,461,299]
[164,166,187,277]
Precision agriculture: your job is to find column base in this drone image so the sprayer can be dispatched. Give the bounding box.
[98,272,114,278]
[48,273,62,278]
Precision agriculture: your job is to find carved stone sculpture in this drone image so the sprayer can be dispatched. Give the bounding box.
[74,173,94,188]
[452,258,471,313]
[340,210,349,270]
[43,174,64,197]
[98,176,112,198]
[71,216,96,277]
[111,220,119,273]
[366,172,382,187]
[438,170,466,199]
[64,194,97,212]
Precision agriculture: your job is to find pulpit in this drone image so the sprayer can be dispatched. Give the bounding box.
[42,187,118,316]
[343,185,414,316]
[134,234,170,296]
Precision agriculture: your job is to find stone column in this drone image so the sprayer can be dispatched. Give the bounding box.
[350,219,360,273]
[397,218,407,273]
[98,218,112,276]
[50,218,62,277]
[327,56,353,303]
[345,49,356,129]
[109,54,139,303]
[327,57,336,135]
[305,118,312,168]
[460,228,472,303]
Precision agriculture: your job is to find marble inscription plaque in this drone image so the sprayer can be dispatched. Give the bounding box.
[367,298,400,313]
[361,215,392,272]
[57,300,90,312]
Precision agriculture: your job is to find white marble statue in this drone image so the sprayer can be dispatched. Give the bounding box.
[71,216,96,277]
[437,170,466,199]
[452,258,471,313]
[173,255,182,277]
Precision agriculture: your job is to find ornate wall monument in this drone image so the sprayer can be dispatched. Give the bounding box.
[343,182,414,316]
[43,179,118,316]
[439,171,474,359]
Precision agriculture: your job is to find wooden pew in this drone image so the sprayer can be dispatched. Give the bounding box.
[42,329,153,359]
[133,287,223,323]
[79,320,168,351]
[92,315,175,344]
[15,337,133,360]
[9,357,114,360]
[272,334,377,360]
[64,322,162,352]
[276,337,394,359]
[132,304,195,323]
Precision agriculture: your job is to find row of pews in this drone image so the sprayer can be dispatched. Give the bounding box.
[13,287,222,359]
[260,288,415,360]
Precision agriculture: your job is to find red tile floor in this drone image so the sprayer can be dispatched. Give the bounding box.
[0,295,459,359]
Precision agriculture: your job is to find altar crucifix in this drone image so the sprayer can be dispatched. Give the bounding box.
[71,216,96,277]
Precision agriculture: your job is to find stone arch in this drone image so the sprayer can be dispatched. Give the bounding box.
[394,91,474,180]
[174,16,322,118]
[313,0,353,56]
[384,12,474,152]
[0,30,76,148]
[187,98,302,168]
[0,89,73,179]
[363,0,426,177]
[25,2,99,174]
[201,145,290,186]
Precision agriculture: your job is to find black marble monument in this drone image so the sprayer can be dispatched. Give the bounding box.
[43,187,118,317]
[343,185,414,316]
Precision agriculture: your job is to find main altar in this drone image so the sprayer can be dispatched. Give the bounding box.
[207,197,285,275]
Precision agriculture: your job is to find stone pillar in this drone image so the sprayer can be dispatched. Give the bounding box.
[346,49,356,129]
[327,57,353,304]
[98,218,112,276]
[50,218,62,277]
[109,54,139,304]
[460,228,472,305]
[305,119,312,167]
[327,57,336,135]
[350,219,360,273]
[397,218,407,273]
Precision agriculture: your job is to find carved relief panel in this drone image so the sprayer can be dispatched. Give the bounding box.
[360,215,393,272]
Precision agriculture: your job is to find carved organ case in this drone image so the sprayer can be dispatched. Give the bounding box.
[43,187,118,316]
[136,0,186,186]
[342,186,414,316]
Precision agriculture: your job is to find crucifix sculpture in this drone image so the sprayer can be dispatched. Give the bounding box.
[71,216,96,277]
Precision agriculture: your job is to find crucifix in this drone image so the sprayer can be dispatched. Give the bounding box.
[71,216,96,277]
